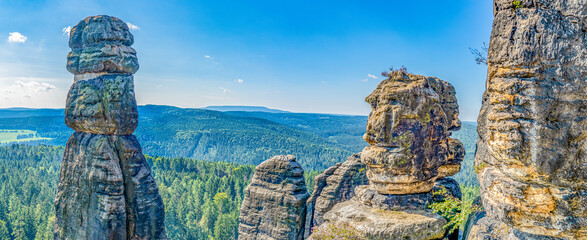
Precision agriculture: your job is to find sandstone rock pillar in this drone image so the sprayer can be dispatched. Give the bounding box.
[315,71,464,240]
[468,1,587,239]
[54,15,167,240]
[238,155,310,240]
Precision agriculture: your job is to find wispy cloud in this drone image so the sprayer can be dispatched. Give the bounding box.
[362,73,378,82]
[235,78,244,84]
[13,80,56,92]
[126,22,140,30]
[8,32,27,43]
[219,87,231,94]
[62,26,72,36]
[204,55,212,59]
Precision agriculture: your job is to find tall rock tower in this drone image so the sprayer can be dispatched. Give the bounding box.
[315,71,464,240]
[54,16,167,240]
[469,1,587,239]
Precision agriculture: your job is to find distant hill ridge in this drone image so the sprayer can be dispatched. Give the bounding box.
[203,105,291,113]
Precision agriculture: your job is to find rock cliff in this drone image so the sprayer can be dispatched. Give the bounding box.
[54,15,167,240]
[468,0,587,239]
[238,155,310,240]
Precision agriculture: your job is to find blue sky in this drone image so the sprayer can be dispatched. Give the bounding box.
[0,0,493,121]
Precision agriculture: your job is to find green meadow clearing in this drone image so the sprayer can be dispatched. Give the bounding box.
[0,129,53,144]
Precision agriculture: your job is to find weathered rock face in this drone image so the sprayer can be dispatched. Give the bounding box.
[321,199,447,240]
[238,155,310,240]
[54,15,167,240]
[466,213,568,240]
[474,0,587,239]
[317,178,461,240]
[355,178,462,212]
[65,74,138,135]
[67,16,138,75]
[304,153,368,238]
[361,72,464,194]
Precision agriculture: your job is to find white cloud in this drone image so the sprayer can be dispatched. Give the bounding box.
[219,87,231,94]
[204,55,212,59]
[126,22,140,30]
[62,26,72,36]
[14,80,56,92]
[367,74,378,79]
[235,78,244,84]
[8,32,27,43]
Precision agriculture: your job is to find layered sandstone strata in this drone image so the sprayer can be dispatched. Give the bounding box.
[361,71,464,194]
[54,15,167,240]
[238,155,310,240]
[470,0,587,239]
[312,72,463,240]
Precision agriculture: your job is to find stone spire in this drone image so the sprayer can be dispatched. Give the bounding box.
[360,71,464,194]
[238,155,309,240]
[54,15,167,240]
[314,71,464,240]
[467,1,587,239]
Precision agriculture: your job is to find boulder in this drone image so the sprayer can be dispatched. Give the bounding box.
[67,15,138,75]
[65,74,138,135]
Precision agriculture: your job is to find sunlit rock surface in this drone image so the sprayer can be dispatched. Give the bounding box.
[321,200,447,240]
[310,72,463,240]
[54,15,167,240]
[65,74,138,135]
[470,0,587,239]
[361,71,464,194]
[238,155,310,240]
[67,16,138,75]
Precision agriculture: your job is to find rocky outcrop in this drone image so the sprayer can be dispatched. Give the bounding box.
[312,72,463,240]
[54,15,167,240]
[304,153,368,237]
[361,72,464,194]
[322,200,447,240]
[355,178,461,212]
[238,155,310,240]
[470,0,587,239]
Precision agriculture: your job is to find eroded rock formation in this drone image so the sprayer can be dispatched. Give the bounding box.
[238,155,310,240]
[54,15,167,240]
[361,71,464,194]
[304,153,369,238]
[468,1,587,239]
[313,71,464,240]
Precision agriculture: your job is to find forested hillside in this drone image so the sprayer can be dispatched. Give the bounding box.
[0,105,479,186]
[0,145,320,240]
[0,106,357,170]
